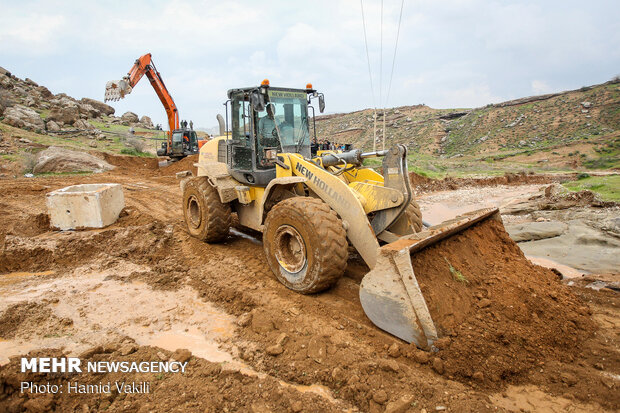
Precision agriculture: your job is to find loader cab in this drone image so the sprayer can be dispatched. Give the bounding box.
[224,83,324,186]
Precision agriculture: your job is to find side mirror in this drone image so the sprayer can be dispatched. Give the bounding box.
[251,91,265,112]
[318,94,325,113]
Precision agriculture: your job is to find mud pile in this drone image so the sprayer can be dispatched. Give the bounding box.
[410,172,566,193]
[0,220,173,274]
[102,153,159,172]
[159,154,199,176]
[412,218,595,385]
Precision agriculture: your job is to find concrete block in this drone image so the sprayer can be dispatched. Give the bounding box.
[46,183,125,230]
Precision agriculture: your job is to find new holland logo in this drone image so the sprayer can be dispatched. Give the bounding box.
[295,162,351,210]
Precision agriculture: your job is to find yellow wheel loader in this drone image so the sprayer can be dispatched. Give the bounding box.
[182,80,498,349]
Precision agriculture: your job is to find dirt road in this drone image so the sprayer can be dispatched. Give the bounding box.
[1,157,618,412]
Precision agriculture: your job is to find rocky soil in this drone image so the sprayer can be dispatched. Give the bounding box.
[0,66,154,136]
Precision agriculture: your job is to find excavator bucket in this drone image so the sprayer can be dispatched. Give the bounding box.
[104,78,132,102]
[359,207,500,349]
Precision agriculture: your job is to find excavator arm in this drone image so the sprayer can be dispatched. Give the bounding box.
[104,53,180,146]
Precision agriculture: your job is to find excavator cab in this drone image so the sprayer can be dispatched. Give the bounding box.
[157,128,199,158]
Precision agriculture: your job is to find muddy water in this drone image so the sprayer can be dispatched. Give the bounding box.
[0,262,341,403]
[0,263,236,365]
[526,256,586,278]
[419,184,544,225]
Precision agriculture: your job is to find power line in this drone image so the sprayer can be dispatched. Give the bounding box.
[360,0,379,150]
[385,0,405,106]
[359,0,376,109]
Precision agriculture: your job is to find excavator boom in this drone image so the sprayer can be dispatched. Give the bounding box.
[104,53,180,148]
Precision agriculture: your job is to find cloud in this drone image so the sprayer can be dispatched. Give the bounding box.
[531,80,552,95]
[1,0,619,127]
[0,13,66,55]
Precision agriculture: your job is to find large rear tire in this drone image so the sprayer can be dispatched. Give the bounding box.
[183,177,231,242]
[263,197,348,294]
[406,200,423,232]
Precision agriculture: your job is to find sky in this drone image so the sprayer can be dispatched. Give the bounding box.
[1,0,619,129]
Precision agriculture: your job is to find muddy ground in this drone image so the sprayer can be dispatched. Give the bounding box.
[0,157,618,412]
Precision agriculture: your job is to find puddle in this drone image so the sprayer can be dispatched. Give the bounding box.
[0,271,55,287]
[526,256,586,279]
[0,264,345,404]
[419,185,543,225]
[0,263,237,367]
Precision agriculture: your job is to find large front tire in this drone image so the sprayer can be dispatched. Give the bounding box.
[183,177,231,242]
[263,197,348,294]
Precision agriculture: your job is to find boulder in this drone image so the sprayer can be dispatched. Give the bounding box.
[121,111,139,123]
[78,103,101,118]
[25,78,38,87]
[80,98,115,116]
[0,66,11,77]
[46,120,61,132]
[74,119,94,130]
[48,105,80,125]
[0,75,12,88]
[36,85,54,100]
[139,115,153,129]
[3,105,45,131]
[51,96,77,108]
[33,146,114,174]
[506,221,568,242]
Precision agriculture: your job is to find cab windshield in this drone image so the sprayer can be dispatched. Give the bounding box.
[256,90,310,149]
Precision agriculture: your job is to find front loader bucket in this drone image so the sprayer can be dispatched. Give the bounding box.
[359,207,500,349]
[104,79,132,102]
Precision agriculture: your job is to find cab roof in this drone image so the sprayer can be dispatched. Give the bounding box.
[227,86,316,99]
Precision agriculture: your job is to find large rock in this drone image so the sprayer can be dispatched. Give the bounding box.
[3,105,45,131]
[46,120,61,132]
[506,221,568,242]
[0,75,12,88]
[48,105,80,125]
[33,146,114,174]
[78,103,101,118]
[121,111,139,123]
[74,119,95,130]
[36,85,54,100]
[80,98,115,116]
[0,66,11,77]
[139,115,153,129]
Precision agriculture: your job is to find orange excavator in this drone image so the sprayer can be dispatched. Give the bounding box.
[104,53,202,159]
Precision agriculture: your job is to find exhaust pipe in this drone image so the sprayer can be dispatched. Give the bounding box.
[216,114,226,136]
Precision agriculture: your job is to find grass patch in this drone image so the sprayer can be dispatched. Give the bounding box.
[563,175,620,202]
[444,257,469,284]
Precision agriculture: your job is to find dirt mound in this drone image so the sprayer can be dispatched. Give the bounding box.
[412,218,595,385]
[410,172,564,193]
[33,146,114,174]
[102,153,159,172]
[159,154,198,176]
[0,221,173,274]
[0,302,72,339]
[0,343,347,412]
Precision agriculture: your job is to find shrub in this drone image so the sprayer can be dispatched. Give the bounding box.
[20,151,37,174]
[125,137,147,153]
